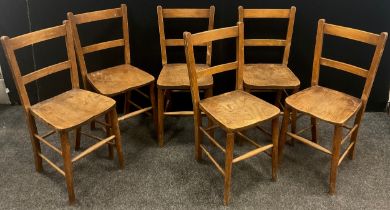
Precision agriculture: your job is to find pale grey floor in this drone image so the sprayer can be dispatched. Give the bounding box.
[0,105,389,209]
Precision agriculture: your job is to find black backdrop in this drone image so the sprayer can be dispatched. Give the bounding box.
[0,0,389,111]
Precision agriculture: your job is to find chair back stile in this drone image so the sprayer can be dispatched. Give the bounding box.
[238,6,296,65]
[1,21,79,109]
[311,19,388,108]
[67,4,130,89]
[157,6,215,66]
[184,22,244,110]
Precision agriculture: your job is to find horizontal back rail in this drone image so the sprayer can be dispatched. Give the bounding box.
[72,8,122,24]
[244,39,286,46]
[320,58,368,78]
[324,23,380,45]
[243,9,290,18]
[22,61,71,84]
[165,39,207,46]
[162,9,210,18]
[191,26,238,45]
[9,25,66,50]
[197,61,238,78]
[82,38,124,54]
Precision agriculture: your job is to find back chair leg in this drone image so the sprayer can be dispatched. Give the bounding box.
[271,117,279,181]
[124,91,131,114]
[27,113,43,172]
[75,128,81,151]
[194,109,203,161]
[105,113,114,160]
[278,105,291,163]
[109,108,124,169]
[90,121,96,130]
[311,117,318,143]
[60,131,75,204]
[329,125,342,194]
[205,88,214,138]
[224,132,235,206]
[149,83,158,133]
[274,90,282,107]
[157,88,165,147]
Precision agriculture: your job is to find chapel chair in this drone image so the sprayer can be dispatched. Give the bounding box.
[1,21,124,204]
[238,6,300,137]
[68,4,157,146]
[184,22,280,205]
[156,6,215,146]
[279,19,388,194]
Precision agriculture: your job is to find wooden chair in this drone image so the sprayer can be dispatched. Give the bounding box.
[1,21,124,204]
[238,6,299,139]
[156,6,215,146]
[184,22,280,205]
[279,19,388,194]
[68,4,157,142]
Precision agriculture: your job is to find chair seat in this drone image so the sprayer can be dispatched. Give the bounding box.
[30,89,116,131]
[157,63,213,89]
[243,64,300,89]
[200,90,280,131]
[87,64,155,96]
[286,86,362,125]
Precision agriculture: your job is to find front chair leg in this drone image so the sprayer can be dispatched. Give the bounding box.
[194,109,203,161]
[278,105,291,164]
[149,83,158,133]
[329,125,342,194]
[224,132,234,206]
[157,88,165,147]
[109,108,124,169]
[311,117,318,143]
[271,117,279,181]
[105,114,114,160]
[75,128,81,151]
[60,131,75,204]
[26,113,43,172]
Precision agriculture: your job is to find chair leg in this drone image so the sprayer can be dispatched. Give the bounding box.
[105,113,114,160]
[157,88,165,147]
[224,132,235,206]
[149,83,158,133]
[274,90,283,107]
[124,91,131,114]
[349,109,363,160]
[329,125,342,194]
[26,113,43,172]
[90,120,96,130]
[60,131,75,204]
[278,105,291,164]
[311,117,318,143]
[204,88,214,138]
[194,109,203,161]
[109,108,124,169]
[271,117,279,181]
[289,87,299,145]
[75,128,81,151]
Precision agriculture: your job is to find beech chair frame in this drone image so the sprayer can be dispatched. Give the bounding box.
[1,21,124,204]
[184,22,280,205]
[238,6,300,142]
[156,5,215,146]
[279,19,388,194]
[68,4,157,135]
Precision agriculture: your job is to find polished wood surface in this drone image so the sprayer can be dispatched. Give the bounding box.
[200,90,279,131]
[1,21,124,204]
[279,19,388,195]
[285,86,362,124]
[87,64,154,96]
[156,6,215,146]
[157,63,212,89]
[243,64,300,89]
[184,22,280,205]
[31,89,115,130]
